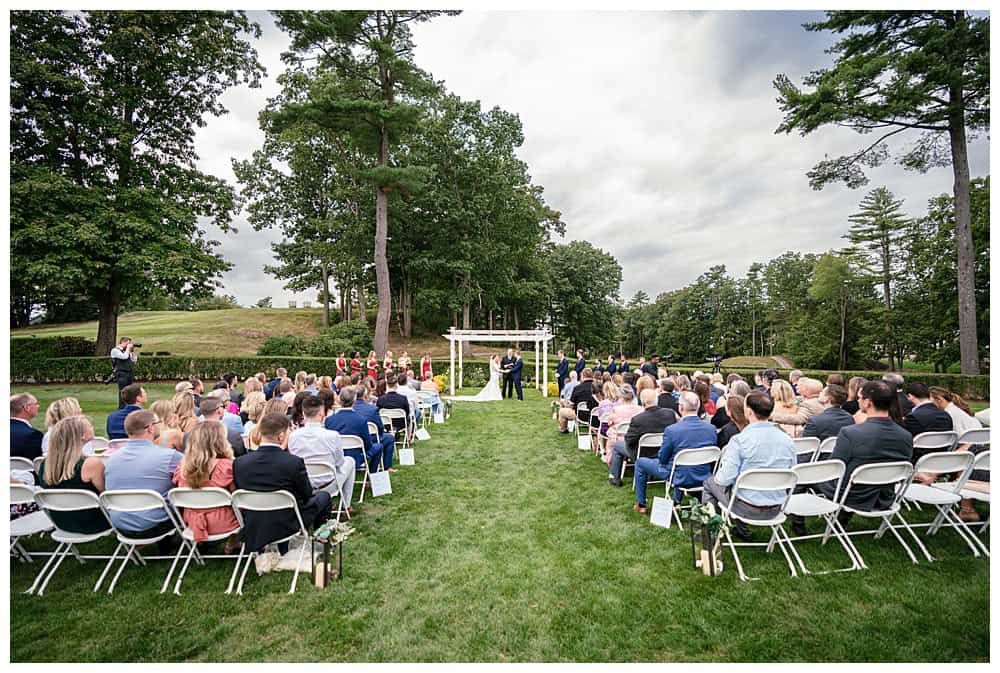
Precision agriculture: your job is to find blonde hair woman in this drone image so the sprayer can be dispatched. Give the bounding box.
[635,374,655,399]
[249,398,288,449]
[843,376,867,415]
[293,370,307,393]
[39,416,109,534]
[172,422,239,550]
[318,375,334,393]
[41,397,83,455]
[242,376,263,398]
[151,399,184,451]
[173,392,199,433]
[770,379,802,437]
[241,391,267,438]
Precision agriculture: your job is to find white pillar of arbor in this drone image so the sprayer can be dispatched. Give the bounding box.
[443,328,555,397]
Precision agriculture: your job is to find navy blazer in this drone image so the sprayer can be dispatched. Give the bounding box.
[607,361,617,375]
[11,419,43,460]
[324,408,374,457]
[106,404,142,440]
[354,400,385,440]
[509,357,523,381]
[232,444,318,551]
[620,361,630,373]
[658,416,718,481]
[903,402,953,437]
[820,417,912,511]
[803,407,856,441]
[574,357,586,376]
[556,358,570,379]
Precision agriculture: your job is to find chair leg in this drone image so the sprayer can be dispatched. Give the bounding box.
[107,545,137,594]
[225,544,246,594]
[162,540,190,594]
[773,527,799,578]
[236,551,257,595]
[722,527,752,581]
[25,542,66,595]
[894,512,935,562]
[37,544,74,596]
[94,543,124,592]
[882,516,920,564]
[783,525,810,575]
[943,508,990,557]
[289,539,307,594]
[171,541,200,595]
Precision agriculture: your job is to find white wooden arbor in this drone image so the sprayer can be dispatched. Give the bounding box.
[443,328,555,397]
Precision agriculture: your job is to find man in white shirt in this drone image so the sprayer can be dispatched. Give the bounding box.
[288,395,356,512]
[110,337,138,409]
[396,373,421,425]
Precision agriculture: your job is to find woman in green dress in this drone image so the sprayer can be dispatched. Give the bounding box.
[39,416,110,534]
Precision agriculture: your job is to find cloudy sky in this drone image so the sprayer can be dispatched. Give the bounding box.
[195,10,989,307]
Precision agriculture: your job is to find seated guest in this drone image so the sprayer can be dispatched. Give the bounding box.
[304,374,319,396]
[318,376,335,394]
[173,392,200,433]
[233,412,332,553]
[173,422,240,553]
[264,367,287,400]
[290,391,313,428]
[376,374,413,433]
[325,386,393,472]
[634,375,655,400]
[770,378,825,437]
[702,392,796,540]
[190,378,204,413]
[712,380,751,429]
[709,373,726,402]
[396,374,422,425]
[789,369,803,395]
[222,372,243,409]
[883,372,914,416]
[288,396,355,512]
[317,389,337,418]
[560,371,579,404]
[694,381,716,418]
[175,381,194,396]
[41,397,83,455]
[205,389,244,434]
[769,379,801,437]
[419,375,443,416]
[633,392,718,514]
[657,379,679,413]
[603,385,644,463]
[242,376,263,402]
[826,373,846,387]
[929,386,981,435]
[106,384,146,440]
[103,409,183,552]
[194,398,246,456]
[557,368,598,433]
[716,394,748,449]
[39,416,109,534]
[609,389,678,486]
[277,379,295,406]
[622,371,637,388]
[150,400,185,451]
[903,382,954,460]
[842,376,866,415]
[805,381,913,530]
[802,384,854,442]
[240,391,266,427]
[354,385,397,469]
[975,407,990,427]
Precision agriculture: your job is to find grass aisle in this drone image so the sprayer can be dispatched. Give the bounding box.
[9,388,989,662]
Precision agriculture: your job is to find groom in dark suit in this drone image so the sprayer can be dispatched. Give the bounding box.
[500,349,514,399]
[509,350,524,401]
[555,351,570,393]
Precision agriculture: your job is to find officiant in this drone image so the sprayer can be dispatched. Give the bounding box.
[500,349,515,399]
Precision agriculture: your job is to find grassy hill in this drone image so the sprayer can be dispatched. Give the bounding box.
[12,309,519,359]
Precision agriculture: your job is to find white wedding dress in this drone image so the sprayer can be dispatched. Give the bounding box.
[449,358,503,402]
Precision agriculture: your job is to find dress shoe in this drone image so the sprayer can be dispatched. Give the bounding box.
[608,476,623,487]
[633,503,648,515]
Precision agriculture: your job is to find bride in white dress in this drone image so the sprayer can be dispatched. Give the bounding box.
[448,354,503,402]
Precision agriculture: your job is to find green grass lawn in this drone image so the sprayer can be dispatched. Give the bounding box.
[9,387,990,662]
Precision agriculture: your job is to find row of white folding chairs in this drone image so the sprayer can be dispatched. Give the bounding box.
[11,484,336,596]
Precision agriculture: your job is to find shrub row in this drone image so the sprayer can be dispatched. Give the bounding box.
[11,336,97,360]
[256,319,373,358]
[10,355,989,399]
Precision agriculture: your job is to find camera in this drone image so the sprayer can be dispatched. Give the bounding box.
[132,343,142,348]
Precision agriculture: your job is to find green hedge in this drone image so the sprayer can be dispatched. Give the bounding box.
[11,336,97,360]
[10,355,989,399]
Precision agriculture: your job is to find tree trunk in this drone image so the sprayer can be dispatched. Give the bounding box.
[320,262,330,328]
[357,281,366,324]
[949,80,980,375]
[839,296,847,370]
[402,285,412,338]
[462,302,471,356]
[95,279,121,357]
[373,128,392,355]
[488,308,494,331]
[513,305,520,350]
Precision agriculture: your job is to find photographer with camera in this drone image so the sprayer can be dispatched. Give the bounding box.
[110,337,140,409]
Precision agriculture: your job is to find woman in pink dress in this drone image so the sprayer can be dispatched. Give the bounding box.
[173,422,240,553]
[603,385,644,464]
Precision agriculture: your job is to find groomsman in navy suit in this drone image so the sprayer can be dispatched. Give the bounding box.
[574,350,586,378]
[555,351,570,393]
[607,356,617,375]
[509,351,524,401]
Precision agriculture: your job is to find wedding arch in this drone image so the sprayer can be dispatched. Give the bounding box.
[442,328,555,397]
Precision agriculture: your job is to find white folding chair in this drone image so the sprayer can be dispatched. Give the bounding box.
[958,450,990,535]
[365,421,386,471]
[25,490,115,596]
[956,428,990,448]
[97,489,191,594]
[87,437,111,454]
[416,392,434,429]
[791,437,820,464]
[901,451,987,558]
[574,403,589,449]
[305,460,348,521]
[10,456,35,472]
[838,461,923,566]
[380,409,411,448]
[785,460,864,573]
[589,412,603,454]
[166,487,242,594]
[607,421,630,459]
[718,469,799,581]
[228,489,309,595]
[667,446,722,530]
[342,434,370,504]
[912,431,959,460]
[32,456,45,474]
[813,436,837,462]
[10,483,53,563]
[106,439,130,454]
[630,433,663,490]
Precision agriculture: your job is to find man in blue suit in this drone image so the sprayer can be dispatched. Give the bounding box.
[555,351,570,393]
[324,386,393,471]
[574,350,586,379]
[510,351,524,401]
[355,385,395,469]
[607,356,617,375]
[263,367,287,400]
[106,384,146,440]
[633,391,717,514]
[10,393,43,460]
